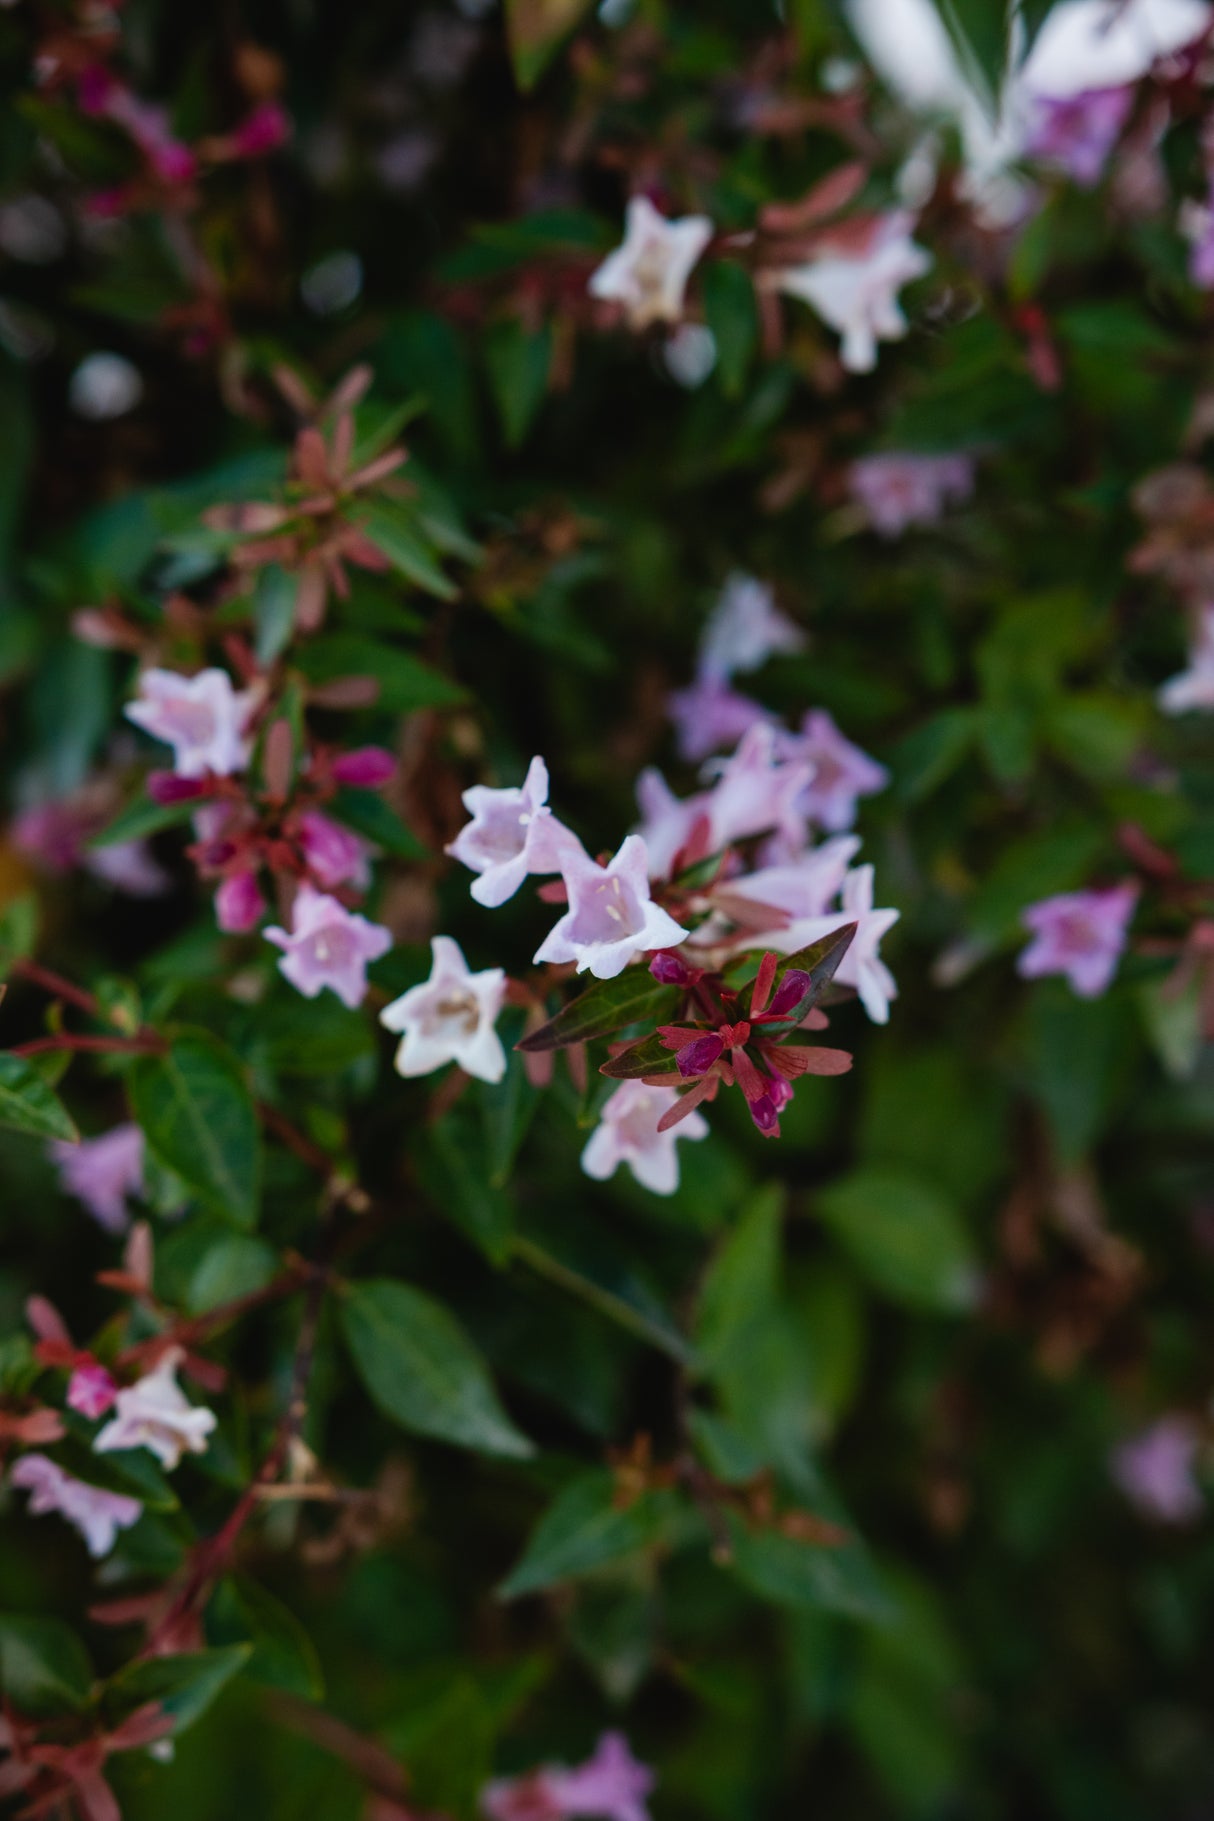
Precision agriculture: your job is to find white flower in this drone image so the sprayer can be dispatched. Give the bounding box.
[445,756,573,907]
[380,935,507,1083]
[581,1080,708,1195]
[767,211,931,373]
[535,834,687,980]
[94,1349,217,1471]
[9,1454,142,1558]
[125,667,255,779]
[589,196,713,331]
[698,574,805,681]
[765,865,900,1024]
[1159,604,1214,713]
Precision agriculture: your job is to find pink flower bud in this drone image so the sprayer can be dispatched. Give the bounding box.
[147,771,210,805]
[231,101,291,158]
[77,65,115,115]
[215,870,267,933]
[649,950,702,985]
[68,1362,118,1420]
[768,970,811,1019]
[676,1033,724,1077]
[331,746,396,788]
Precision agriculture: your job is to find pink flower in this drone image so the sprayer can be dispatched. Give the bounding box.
[9,1453,142,1558]
[231,100,291,158]
[667,675,769,762]
[12,794,168,896]
[1025,84,1135,186]
[215,870,267,933]
[720,836,861,924]
[849,452,976,538]
[100,85,197,184]
[125,667,255,779]
[697,573,805,681]
[1018,883,1138,998]
[299,809,373,889]
[67,1363,118,1420]
[483,1732,656,1821]
[762,865,899,1023]
[535,835,687,980]
[1182,185,1214,288]
[264,885,392,1009]
[94,1348,217,1471]
[331,746,397,787]
[582,1079,708,1195]
[786,710,889,832]
[588,196,713,331]
[379,935,507,1084]
[1158,603,1214,712]
[84,840,171,897]
[768,211,932,373]
[447,756,572,908]
[637,725,813,878]
[48,1124,144,1234]
[1111,1417,1204,1524]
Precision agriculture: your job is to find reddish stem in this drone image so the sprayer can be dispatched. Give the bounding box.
[10,1033,165,1058]
[10,958,101,1019]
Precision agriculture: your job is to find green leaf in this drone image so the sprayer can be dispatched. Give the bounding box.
[928,0,1010,113]
[816,1168,978,1312]
[0,893,38,972]
[185,1235,277,1314]
[104,1644,252,1737]
[695,1186,783,1380]
[358,501,458,600]
[512,1231,690,1363]
[419,1111,517,1264]
[210,1579,324,1700]
[329,786,429,859]
[341,1278,534,1458]
[702,261,759,397]
[88,792,200,849]
[0,1053,78,1142]
[503,0,595,90]
[0,1614,94,1716]
[129,1031,260,1229]
[485,318,553,448]
[295,634,465,712]
[499,1469,674,1598]
[597,1033,675,1081]
[726,1515,891,1623]
[518,974,678,1053]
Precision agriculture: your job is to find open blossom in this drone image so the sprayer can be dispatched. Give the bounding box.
[582,1081,708,1195]
[1018,883,1138,998]
[94,1349,217,1470]
[768,212,932,373]
[1025,84,1135,186]
[638,725,813,878]
[764,866,899,1024]
[67,1363,118,1420]
[125,667,254,779]
[785,710,889,832]
[265,885,392,1009]
[9,1454,142,1558]
[849,452,976,538]
[719,836,861,925]
[588,195,713,330]
[447,756,572,907]
[1111,1417,1204,1524]
[667,674,769,762]
[379,935,507,1083]
[484,1732,655,1821]
[1158,604,1214,712]
[48,1124,144,1234]
[536,835,687,980]
[299,808,373,889]
[697,573,805,681]
[13,792,169,898]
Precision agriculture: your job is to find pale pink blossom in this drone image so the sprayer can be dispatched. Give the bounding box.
[667,674,769,762]
[484,1732,656,1821]
[1111,1417,1204,1524]
[785,710,889,832]
[582,1081,707,1196]
[637,725,813,878]
[849,452,976,538]
[84,839,171,896]
[67,1363,118,1420]
[588,196,713,331]
[215,870,267,933]
[10,1453,142,1558]
[447,756,573,908]
[697,573,805,681]
[299,808,373,889]
[763,865,899,1023]
[94,1348,217,1471]
[379,935,507,1084]
[264,885,392,1009]
[1158,604,1214,712]
[1018,883,1138,998]
[768,212,932,373]
[125,667,255,779]
[12,795,168,897]
[535,836,687,980]
[48,1124,144,1234]
[720,836,862,925]
[1025,84,1135,186]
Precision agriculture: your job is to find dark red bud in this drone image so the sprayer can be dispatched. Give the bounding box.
[147,772,209,805]
[649,950,699,985]
[676,1034,725,1077]
[331,746,396,787]
[768,970,811,1018]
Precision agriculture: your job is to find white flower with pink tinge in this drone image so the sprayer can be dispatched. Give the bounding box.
[48,1123,145,1235]
[582,1080,708,1196]
[721,836,862,925]
[849,452,976,539]
[483,1730,656,1821]
[264,885,392,1009]
[761,864,900,1024]
[447,756,574,907]
[637,724,813,879]
[379,936,507,1084]
[785,710,889,832]
[536,835,687,981]
[697,573,805,681]
[93,1348,217,1471]
[588,196,713,331]
[1017,883,1138,999]
[767,211,931,373]
[1159,605,1214,714]
[9,1453,142,1558]
[125,666,256,778]
[1111,1417,1205,1524]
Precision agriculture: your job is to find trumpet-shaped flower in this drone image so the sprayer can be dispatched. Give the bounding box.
[698,573,805,681]
[125,667,254,778]
[769,212,931,373]
[849,451,976,538]
[1024,83,1134,186]
[667,674,769,762]
[1158,604,1214,712]
[581,1080,708,1196]
[1111,1417,1204,1524]
[786,710,889,832]
[94,1349,217,1471]
[48,1124,145,1235]
[380,936,507,1083]
[265,885,392,1009]
[1018,883,1138,998]
[10,1453,142,1558]
[67,1363,118,1420]
[536,835,687,979]
[588,196,713,330]
[447,756,572,906]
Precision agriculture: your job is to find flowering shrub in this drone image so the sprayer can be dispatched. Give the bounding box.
[2,0,1214,1816]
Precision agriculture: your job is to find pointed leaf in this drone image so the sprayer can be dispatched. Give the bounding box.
[104,1645,252,1737]
[0,1614,94,1716]
[499,1469,675,1598]
[128,1031,260,1229]
[518,975,678,1053]
[0,1053,78,1142]
[764,922,858,1025]
[598,1033,678,1081]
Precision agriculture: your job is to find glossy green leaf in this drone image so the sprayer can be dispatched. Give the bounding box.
[0,1053,78,1142]
[104,1645,252,1736]
[0,1614,94,1716]
[816,1168,977,1312]
[499,1470,675,1598]
[129,1031,260,1228]
[518,973,678,1053]
[296,634,464,711]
